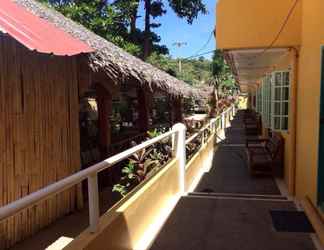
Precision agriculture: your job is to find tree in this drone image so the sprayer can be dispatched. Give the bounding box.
[142,0,207,59]
[147,53,213,86]
[42,0,142,56]
[211,49,236,100]
[114,0,207,59]
[42,0,207,61]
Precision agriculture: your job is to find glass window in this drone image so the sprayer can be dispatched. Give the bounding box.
[255,75,272,128]
[271,71,290,131]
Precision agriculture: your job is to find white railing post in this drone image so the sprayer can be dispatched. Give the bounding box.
[225,112,228,127]
[172,123,186,193]
[201,129,205,146]
[210,118,217,133]
[88,174,100,233]
[222,112,225,129]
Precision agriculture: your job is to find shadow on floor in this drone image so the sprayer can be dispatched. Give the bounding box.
[150,110,316,250]
[149,197,315,250]
[195,147,281,195]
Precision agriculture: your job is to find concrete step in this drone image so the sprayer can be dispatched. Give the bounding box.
[188,192,288,201]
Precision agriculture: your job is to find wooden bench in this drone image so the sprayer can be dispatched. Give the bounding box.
[245,132,284,176]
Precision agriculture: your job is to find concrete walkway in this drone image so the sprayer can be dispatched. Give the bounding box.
[149,110,317,250]
[9,189,120,250]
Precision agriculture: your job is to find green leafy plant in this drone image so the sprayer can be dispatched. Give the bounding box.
[112,184,128,197]
[113,129,172,197]
[147,129,162,139]
[129,148,159,182]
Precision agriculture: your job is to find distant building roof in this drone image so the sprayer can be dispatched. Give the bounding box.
[0,0,93,56]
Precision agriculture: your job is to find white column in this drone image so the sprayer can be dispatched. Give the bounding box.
[222,113,225,129]
[172,123,186,193]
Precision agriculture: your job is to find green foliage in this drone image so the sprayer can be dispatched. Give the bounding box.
[112,184,128,197]
[113,128,172,197]
[211,49,236,89]
[42,0,206,59]
[178,58,212,85]
[113,148,159,197]
[147,129,162,139]
[42,0,142,55]
[147,53,213,86]
[169,0,208,24]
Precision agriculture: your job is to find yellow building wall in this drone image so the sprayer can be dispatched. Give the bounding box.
[277,51,298,194]
[216,0,302,49]
[295,0,324,208]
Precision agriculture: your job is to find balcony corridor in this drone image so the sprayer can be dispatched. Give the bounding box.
[149,111,317,250]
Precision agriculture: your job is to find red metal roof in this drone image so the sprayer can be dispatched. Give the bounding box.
[0,0,94,56]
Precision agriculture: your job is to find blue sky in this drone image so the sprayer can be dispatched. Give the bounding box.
[137,0,217,59]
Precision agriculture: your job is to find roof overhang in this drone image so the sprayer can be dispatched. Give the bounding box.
[224,48,291,93]
[0,0,93,56]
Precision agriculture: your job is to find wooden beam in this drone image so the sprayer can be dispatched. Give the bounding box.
[137,88,150,132]
[95,83,112,158]
[171,97,183,123]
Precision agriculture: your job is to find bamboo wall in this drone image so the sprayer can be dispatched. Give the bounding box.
[0,34,82,249]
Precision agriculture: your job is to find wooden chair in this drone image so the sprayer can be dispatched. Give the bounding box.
[245,132,284,176]
[240,109,262,136]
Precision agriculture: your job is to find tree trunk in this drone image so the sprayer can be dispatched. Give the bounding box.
[97,0,107,12]
[143,0,151,60]
[130,3,139,35]
[214,79,219,103]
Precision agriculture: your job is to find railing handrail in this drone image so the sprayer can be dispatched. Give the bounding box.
[110,132,147,149]
[0,129,176,226]
[185,119,214,144]
[0,104,235,234]
[185,111,226,145]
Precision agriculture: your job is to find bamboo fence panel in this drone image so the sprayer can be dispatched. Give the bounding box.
[0,35,82,249]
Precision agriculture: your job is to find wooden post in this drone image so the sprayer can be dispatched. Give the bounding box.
[171,97,183,124]
[137,87,150,132]
[95,83,112,159]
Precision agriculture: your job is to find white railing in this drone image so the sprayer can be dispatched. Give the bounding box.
[185,117,218,145]
[0,126,185,233]
[0,105,235,235]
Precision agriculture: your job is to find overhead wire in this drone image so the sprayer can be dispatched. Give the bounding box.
[229,0,299,88]
[185,0,299,61]
[192,30,215,57]
[184,49,216,60]
[252,0,299,59]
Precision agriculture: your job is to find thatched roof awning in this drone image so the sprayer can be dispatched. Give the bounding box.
[14,0,200,98]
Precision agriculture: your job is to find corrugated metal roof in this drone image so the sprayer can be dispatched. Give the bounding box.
[0,0,94,56]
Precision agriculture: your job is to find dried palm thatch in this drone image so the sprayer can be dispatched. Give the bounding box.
[14,0,203,98]
[194,85,215,99]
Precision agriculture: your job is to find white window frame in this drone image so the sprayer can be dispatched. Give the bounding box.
[261,75,272,128]
[271,71,290,131]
